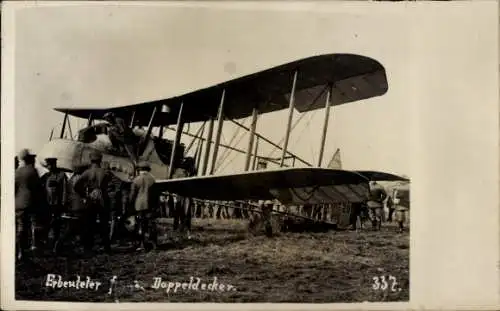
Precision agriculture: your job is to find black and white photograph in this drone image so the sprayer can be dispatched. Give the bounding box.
[1,1,498,309]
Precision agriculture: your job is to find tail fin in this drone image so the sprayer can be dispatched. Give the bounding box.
[327,148,342,169]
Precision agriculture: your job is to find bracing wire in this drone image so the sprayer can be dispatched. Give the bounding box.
[216,128,251,173]
[265,84,329,159]
[288,110,317,164]
[216,117,249,168]
[215,124,249,172]
[306,113,318,162]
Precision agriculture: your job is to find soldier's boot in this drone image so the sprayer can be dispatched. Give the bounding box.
[398,222,404,233]
[134,218,145,251]
[51,221,62,253]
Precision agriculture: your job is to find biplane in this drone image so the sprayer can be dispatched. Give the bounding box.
[38,53,408,210]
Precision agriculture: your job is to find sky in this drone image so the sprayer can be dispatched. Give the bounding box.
[13,3,416,177]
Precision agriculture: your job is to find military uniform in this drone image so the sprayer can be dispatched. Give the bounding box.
[15,149,44,257]
[106,172,123,243]
[172,168,191,232]
[40,159,69,249]
[386,195,395,222]
[74,152,113,253]
[54,166,88,252]
[129,162,157,249]
[260,200,274,237]
[367,182,387,230]
[349,202,364,230]
[393,188,410,232]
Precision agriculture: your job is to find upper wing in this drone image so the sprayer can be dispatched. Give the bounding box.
[353,170,410,182]
[54,53,388,126]
[154,168,406,205]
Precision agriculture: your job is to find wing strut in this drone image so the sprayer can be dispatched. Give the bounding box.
[129,110,136,127]
[87,113,93,127]
[138,105,159,158]
[280,70,298,167]
[185,122,206,155]
[168,102,184,178]
[159,125,164,138]
[201,118,214,175]
[145,106,158,138]
[67,117,74,140]
[195,127,205,175]
[244,108,259,171]
[252,136,260,170]
[317,84,333,167]
[209,89,226,175]
[59,112,68,139]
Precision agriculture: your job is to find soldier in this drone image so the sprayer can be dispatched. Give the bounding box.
[386,195,395,222]
[54,165,87,253]
[393,188,410,233]
[40,158,69,251]
[102,162,123,244]
[129,161,157,251]
[15,149,44,259]
[349,202,362,231]
[74,151,113,253]
[166,193,175,218]
[172,157,195,236]
[261,200,274,237]
[367,181,387,231]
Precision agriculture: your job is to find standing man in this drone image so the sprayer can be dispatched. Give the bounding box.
[386,194,395,222]
[171,158,196,237]
[349,202,363,231]
[102,162,123,245]
[74,151,113,253]
[40,158,69,252]
[129,161,157,251]
[53,165,87,253]
[15,149,44,259]
[393,187,410,233]
[367,181,387,231]
[260,200,274,237]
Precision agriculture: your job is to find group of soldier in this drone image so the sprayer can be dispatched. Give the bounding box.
[15,143,407,260]
[15,148,159,260]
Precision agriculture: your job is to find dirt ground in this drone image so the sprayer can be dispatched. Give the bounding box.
[15,218,409,303]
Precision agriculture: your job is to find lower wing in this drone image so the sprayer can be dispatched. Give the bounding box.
[153,167,408,205]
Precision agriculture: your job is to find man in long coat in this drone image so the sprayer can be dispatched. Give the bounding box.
[15,149,44,259]
[367,181,387,231]
[129,161,157,251]
[171,157,196,237]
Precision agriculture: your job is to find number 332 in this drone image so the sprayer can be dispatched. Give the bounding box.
[372,275,400,292]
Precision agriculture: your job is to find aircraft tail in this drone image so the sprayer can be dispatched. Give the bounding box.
[327,148,342,169]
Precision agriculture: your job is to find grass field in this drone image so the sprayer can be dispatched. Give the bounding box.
[15,218,409,303]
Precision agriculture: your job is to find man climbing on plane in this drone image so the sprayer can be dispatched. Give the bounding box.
[102,112,139,163]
